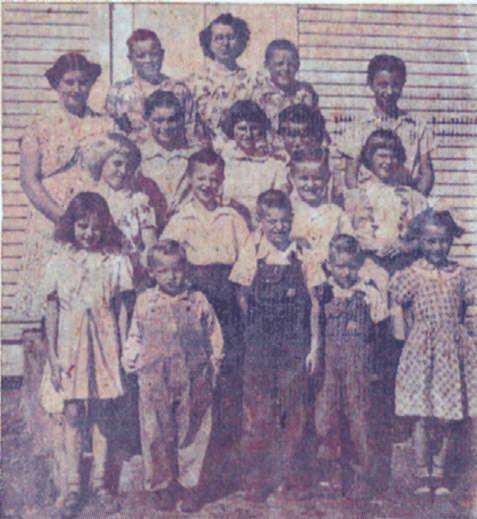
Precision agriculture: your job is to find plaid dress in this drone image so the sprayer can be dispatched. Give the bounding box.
[390,259,477,420]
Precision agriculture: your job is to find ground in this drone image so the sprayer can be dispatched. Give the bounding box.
[2,385,477,519]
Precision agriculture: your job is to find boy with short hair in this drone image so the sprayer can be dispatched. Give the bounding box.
[122,240,223,513]
[230,189,310,502]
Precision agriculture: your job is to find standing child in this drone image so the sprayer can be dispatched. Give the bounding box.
[230,189,310,502]
[307,235,388,500]
[389,209,477,496]
[122,240,224,513]
[40,192,133,518]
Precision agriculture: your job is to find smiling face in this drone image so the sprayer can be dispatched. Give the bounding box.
[149,253,187,296]
[328,249,361,289]
[369,146,400,183]
[290,159,330,205]
[101,150,133,191]
[74,214,102,251]
[209,22,241,64]
[369,69,405,113]
[129,38,164,82]
[267,48,299,89]
[56,70,93,115]
[233,119,264,155]
[190,162,224,208]
[259,206,293,249]
[420,223,453,267]
[148,105,185,148]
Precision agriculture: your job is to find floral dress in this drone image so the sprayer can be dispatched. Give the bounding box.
[389,259,477,420]
[16,104,112,319]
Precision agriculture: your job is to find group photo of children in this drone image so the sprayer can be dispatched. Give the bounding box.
[3,5,477,519]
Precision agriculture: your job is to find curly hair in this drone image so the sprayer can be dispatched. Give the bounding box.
[127,28,162,54]
[265,39,299,66]
[54,192,124,252]
[278,104,327,145]
[360,129,407,170]
[199,13,250,60]
[45,53,101,90]
[143,89,184,120]
[256,189,292,220]
[147,240,187,268]
[367,54,406,85]
[185,148,225,178]
[405,208,465,243]
[221,100,270,140]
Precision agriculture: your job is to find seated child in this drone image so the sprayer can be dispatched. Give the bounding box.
[140,90,203,213]
[253,39,319,129]
[345,129,429,274]
[307,234,389,500]
[337,54,435,195]
[221,100,288,226]
[389,209,477,496]
[161,148,250,456]
[229,189,310,502]
[122,240,224,513]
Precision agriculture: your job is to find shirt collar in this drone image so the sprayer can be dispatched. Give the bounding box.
[222,140,270,162]
[141,137,191,161]
[254,230,299,260]
[414,258,460,275]
[151,285,191,302]
[205,58,246,79]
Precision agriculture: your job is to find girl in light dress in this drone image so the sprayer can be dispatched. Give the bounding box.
[40,192,133,518]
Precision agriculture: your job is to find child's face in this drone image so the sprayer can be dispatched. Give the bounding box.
[280,121,317,157]
[369,147,399,182]
[420,223,453,267]
[290,159,330,205]
[233,120,263,155]
[210,23,241,63]
[190,162,223,207]
[150,254,186,296]
[328,250,361,289]
[57,70,93,114]
[129,38,164,82]
[370,69,405,112]
[259,207,292,248]
[267,49,299,89]
[102,151,132,191]
[74,214,102,251]
[149,105,184,148]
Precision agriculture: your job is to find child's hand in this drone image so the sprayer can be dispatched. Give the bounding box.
[305,351,320,375]
[211,361,221,388]
[50,363,63,392]
[123,353,139,373]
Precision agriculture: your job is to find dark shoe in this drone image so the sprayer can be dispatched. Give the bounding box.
[92,487,121,514]
[154,487,176,511]
[178,489,203,514]
[60,491,81,519]
[243,487,269,503]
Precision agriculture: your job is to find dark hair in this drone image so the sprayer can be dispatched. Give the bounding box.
[265,39,299,66]
[256,189,292,219]
[329,234,362,257]
[186,148,225,178]
[54,192,124,252]
[367,54,407,85]
[405,208,465,242]
[144,90,184,120]
[360,129,407,170]
[127,28,162,54]
[147,240,187,268]
[278,104,327,145]
[199,13,250,60]
[221,100,270,140]
[45,53,101,90]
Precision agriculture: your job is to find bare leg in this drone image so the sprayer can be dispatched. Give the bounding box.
[63,401,84,493]
[91,422,108,491]
[413,418,431,495]
[432,421,451,495]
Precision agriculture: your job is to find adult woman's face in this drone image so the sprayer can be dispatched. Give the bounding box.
[267,49,299,89]
[56,70,93,115]
[129,38,164,82]
[209,23,241,64]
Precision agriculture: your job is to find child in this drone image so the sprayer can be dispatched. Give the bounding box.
[253,39,319,129]
[229,189,310,502]
[161,148,250,468]
[337,54,435,195]
[307,234,389,500]
[85,132,158,264]
[105,29,195,144]
[40,192,133,518]
[345,129,429,275]
[221,100,288,226]
[140,90,202,213]
[122,240,224,513]
[389,209,477,496]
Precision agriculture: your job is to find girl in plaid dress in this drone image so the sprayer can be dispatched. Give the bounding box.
[389,209,477,496]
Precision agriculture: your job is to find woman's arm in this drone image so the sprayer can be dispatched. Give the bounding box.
[20,134,63,223]
[45,294,62,390]
[415,152,434,196]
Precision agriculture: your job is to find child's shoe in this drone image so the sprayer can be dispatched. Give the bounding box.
[60,491,81,519]
[243,486,269,503]
[414,465,431,496]
[178,489,203,514]
[92,487,120,514]
[154,487,177,511]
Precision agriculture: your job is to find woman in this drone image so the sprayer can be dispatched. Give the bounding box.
[17,53,112,319]
[188,13,255,146]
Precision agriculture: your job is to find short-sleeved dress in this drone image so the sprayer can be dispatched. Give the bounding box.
[389,259,477,420]
[16,104,112,319]
[40,245,133,408]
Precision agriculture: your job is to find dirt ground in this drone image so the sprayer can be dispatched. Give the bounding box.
[2,385,477,519]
